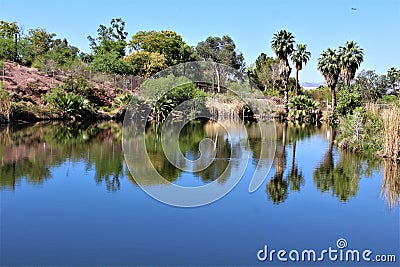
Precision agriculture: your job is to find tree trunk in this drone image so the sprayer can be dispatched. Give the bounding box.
[295,68,300,96]
[215,65,221,93]
[329,127,336,153]
[284,82,289,116]
[291,139,297,171]
[331,87,336,114]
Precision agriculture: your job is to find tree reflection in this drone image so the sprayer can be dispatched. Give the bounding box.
[287,139,304,192]
[380,160,400,209]
[313,128,382,202]
[266,123,288,204]
[0,122,125,192]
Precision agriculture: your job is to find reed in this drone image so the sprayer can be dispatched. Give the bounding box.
[382,107,400,160]
[380,160,400,209]
[0,82,11,123]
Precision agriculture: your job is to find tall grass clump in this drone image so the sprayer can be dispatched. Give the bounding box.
[382,107,400,160]
[380,160,400,209]
[338,107,383,154]
[0,82,11,123]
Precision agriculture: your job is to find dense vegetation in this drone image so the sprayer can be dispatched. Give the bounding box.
[1,18,399,159]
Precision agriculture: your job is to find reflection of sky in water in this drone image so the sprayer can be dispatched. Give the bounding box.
[1,122,398,266]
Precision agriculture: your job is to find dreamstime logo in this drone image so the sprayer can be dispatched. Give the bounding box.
[122,61,276,207]
[257,238,397,264]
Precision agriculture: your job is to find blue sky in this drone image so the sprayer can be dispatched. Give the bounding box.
[1,0,399,82]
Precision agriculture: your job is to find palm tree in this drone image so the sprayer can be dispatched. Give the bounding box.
[317,48,341,114]
[271,29,295,116]
[291,44,311,95]
[338,41,364,86]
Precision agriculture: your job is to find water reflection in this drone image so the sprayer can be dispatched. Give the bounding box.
[313,128,383,202]
[1,121,398,209]
[0,122,125,192]
[380,160,400,209]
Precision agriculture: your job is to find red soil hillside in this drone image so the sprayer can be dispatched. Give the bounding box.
[1,61,140,107]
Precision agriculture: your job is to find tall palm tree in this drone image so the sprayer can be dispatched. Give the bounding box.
[317,48,341,114]
[271,29,295,116]
[338,41,364,86]
[291,44,311,95]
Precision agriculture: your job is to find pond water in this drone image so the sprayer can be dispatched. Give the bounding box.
[1,121,398,266]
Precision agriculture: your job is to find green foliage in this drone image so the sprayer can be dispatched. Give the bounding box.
[90,51,133,74]
[125,51,167,77]
[60,75,105,106]
[262,89,281,97]
[152,82,206,122]
[195,35,245,72]
[317,48,340,90]
[354,69,388,102]
[338,41,364,86]
[336,86,363,116]
[0,21,19,61]
[271,29,295,62]
[338,107,383,154]
[113,93,133,108]
[288,95,319,122]
[305,85,331,103]
[247,53,280,90]
[291,44,311,70]
[130,30,193,66]
[0,82,11,121]
[28,28,56,56]
[88,18,128,57]
[378,94,400,105]
[45,88,93,117]
[387,67,400,93]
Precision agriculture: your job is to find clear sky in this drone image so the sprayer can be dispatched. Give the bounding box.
[1,0,399,82]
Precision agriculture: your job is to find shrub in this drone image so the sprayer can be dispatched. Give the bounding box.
[45,88,93,117]
[338,107,383,154]
[61,75,104,106]
[113,93,133,108]
[0,81,11,122]
[288,95,319,122]
[304,85,331,104]
[336,86,363,116]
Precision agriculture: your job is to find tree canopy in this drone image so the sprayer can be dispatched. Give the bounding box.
[195,35,245,72]
[129,30,193,66]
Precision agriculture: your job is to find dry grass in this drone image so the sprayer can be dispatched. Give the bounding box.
[0,82,11,123]
[382,107,400,160]
[380,160,400,209]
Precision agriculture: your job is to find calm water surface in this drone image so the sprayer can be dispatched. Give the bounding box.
[0,121,399,266]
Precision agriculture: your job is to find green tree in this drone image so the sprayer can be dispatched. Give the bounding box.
[125,51,167,77]
[317,48,341,114]
[338,41,364,86]
[354,70,388,102]
[88,18,128,57]
[90,51,133,75]
[291,44,311,95]
[336,86,363,116]
[130,30,193,66]
[28,28,56,56]
[248,53,280,91]
[195,35,245,93]
[387,67,400,95]
[195,35,245,71]
[271,29,296,115]
[0,20,19,61]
